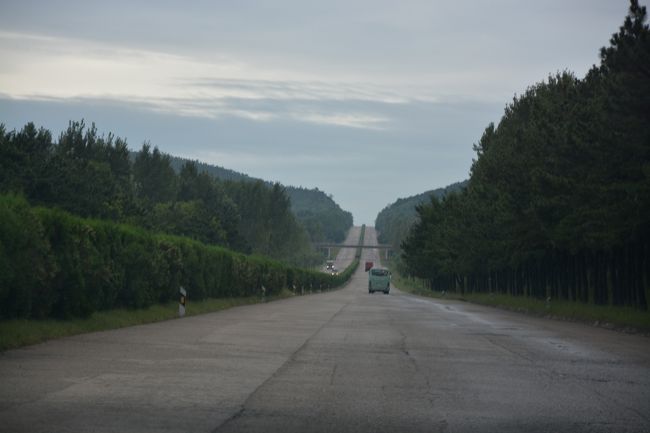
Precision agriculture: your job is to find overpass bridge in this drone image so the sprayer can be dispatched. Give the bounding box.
[313,243,394,259]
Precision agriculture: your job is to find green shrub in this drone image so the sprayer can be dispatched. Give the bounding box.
[0,194,357,320]
[0,195,56,318]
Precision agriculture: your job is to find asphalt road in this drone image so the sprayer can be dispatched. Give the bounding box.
[1,227,649,433]
[331,225,361,273]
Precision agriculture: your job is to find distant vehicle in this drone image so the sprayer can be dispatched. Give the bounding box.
[365,261,373,272]
[326,260,334,270]
[368,267,391,294]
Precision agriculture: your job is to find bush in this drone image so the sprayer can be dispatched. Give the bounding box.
[0,195,56,318]
[0,194,355,319]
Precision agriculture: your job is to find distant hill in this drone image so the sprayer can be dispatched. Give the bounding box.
[168,156,255,183]
[285,187,353,243]
[375,180,467,249]
[159,154,353,243]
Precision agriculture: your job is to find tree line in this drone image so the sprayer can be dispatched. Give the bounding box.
[0,194,355,319]
[286,187,354,243]
[401,1,650,309]
[0,120,324,266]
[165,155,354,243]
[375,181,466,253]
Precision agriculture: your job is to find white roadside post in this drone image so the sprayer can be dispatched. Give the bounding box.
[179,286,187,317]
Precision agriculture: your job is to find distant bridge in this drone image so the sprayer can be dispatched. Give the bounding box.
[314,243,394,259]
[313,243,393,249]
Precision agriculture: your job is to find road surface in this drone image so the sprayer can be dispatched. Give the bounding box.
[329,225,361,272]
[1,227,649,432]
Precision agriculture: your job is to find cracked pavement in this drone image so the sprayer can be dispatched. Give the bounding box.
[1,227,649,432]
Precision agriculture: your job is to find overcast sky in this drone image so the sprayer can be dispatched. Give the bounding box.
[0,0,636,224]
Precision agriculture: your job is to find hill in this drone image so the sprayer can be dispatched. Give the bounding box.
[375,180,467,249]
[285,187,353,243]
[168,156,255,183]
[164,154,353,243]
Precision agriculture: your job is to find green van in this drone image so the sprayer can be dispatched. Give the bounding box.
[368,267,391,294]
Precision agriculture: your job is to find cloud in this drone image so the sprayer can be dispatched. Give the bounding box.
[193,150,357,169]
[0,31,249,98]
[0,31,409,130]
[291,112,388,130]
[185,78,411,104]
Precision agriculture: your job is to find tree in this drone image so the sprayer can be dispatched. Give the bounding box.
[400,1,650,308]
[133,143,177,204]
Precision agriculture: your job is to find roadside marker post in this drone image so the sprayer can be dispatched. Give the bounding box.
[179,286,187,317]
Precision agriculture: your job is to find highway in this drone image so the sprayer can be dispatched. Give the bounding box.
[0,227,649,432]
[331,225,361,272]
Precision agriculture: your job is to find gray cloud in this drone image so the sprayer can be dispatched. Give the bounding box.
[0,1,627,94]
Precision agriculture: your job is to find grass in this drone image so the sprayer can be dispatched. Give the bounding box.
[458,293,650,331]
[385,260,650,334]
[0,289,296,352]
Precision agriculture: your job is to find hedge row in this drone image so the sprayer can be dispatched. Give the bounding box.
[356,225,366,259]
[0,194,357,319]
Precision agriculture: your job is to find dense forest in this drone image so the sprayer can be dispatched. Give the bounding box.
[375,181,467,250]
[401,1,650,309]
[0,120,342,266]
[167,154,257,183]
[164,154,353,243]
[285,187,353,243]
[0,121,361,319]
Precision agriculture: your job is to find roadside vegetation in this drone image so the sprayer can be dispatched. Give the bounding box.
[0,224,368,351]
[0,108,360,349]
[383,259,650,333]
[0,200,363,350]
[0,195,358,320]
[381,2,650,319]
[0,119,351,267]
[375,181,466,250]
[357,224,366,258]
[0,192,363,350]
